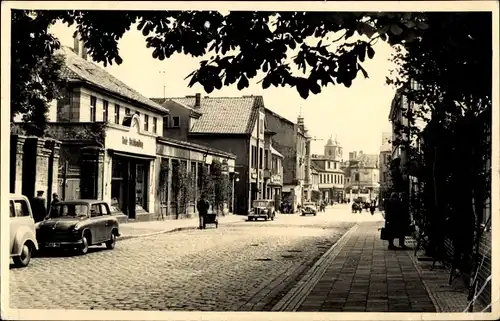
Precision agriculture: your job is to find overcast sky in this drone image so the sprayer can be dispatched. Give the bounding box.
[50,19,394,156]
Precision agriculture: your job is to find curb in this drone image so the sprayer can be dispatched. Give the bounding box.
[271,223,359,311]
[117,216,247,241]
[407,249,442,312]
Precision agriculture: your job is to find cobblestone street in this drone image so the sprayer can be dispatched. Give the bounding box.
[9,207,355,311]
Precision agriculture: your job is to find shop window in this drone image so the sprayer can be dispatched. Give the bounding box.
[90,96,97,122]
[172,116,180,128]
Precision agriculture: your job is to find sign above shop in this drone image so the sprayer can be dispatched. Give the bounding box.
[122,136,144,149]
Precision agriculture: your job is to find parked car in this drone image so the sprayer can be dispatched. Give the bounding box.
[10,194,39,267]
[301,202,317,216]
[248,200,276,221]
[36,200,120,255]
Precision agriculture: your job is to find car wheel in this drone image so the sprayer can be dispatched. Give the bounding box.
[79,234,90,255]
[106,231,116,250]
[13,242,32,267]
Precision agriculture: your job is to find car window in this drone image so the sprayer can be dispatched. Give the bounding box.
[10,201,15,218]
[100,203,110,215]
[13,200,30,217]
[90,204,102,217]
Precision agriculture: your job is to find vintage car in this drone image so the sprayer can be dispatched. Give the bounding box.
[248,200,276,221]
[301,202,318,216]
[10,194,39,267]
[36,200,120,255]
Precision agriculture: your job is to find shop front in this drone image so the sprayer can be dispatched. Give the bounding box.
[103,115,157,220]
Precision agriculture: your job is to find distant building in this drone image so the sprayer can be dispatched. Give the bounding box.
[342,150,379,202]
[311,136,345,202]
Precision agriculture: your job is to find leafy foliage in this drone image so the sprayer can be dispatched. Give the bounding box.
[11,10,69,136]
[211,160,232,214]
[199,164,215,206]
[386,12,492,273]
[172,161,194,218]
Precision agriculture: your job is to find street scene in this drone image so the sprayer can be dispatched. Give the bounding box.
[3,3,495,318]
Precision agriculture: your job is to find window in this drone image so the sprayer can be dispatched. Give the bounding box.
[264,150,269,169]
[153,117,157,133]
[90,96,97,122]
[90,204,102,217]
[259,147,263,168]
[144,114,149,131]
[354,173,359,182]
[100,203,110,215]
[13,200,30,217]
[172,116,180,128]
[9,201,15,217]
[260,119,264,134]
[125,108,131,115]
[103,100,109,122]
[114,104,120,124]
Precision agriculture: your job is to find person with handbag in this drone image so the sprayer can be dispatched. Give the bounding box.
[384,192,410,250]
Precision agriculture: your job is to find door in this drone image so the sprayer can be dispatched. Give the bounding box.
[100,203,114,238]
[127,161,137,219]
[89,203,106,243]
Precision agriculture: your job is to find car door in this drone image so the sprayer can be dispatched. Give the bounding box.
[89,204,106,243]
[100,203,114,238]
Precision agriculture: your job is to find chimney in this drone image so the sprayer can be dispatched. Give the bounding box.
[73,33,88,60]
[194,93,201,108]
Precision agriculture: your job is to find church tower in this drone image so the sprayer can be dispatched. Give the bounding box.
[324,135,343,162]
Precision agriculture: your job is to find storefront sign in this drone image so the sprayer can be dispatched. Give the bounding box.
[270,175,282,184]
[122,136,144,149]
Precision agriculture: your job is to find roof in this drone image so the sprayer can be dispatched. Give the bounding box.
[59,46,168,114]
[168,95,262,134]
[270,145,284,158]
[157,136,236,159]
[151,98,202,118]
[351,153,379,168]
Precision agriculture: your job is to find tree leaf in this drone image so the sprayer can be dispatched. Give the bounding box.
[296,80,309,99]
[237,75,249,90]
[390,23,404,36]
[367,46,375,59]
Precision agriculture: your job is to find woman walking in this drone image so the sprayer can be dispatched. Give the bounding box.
[384,192,410,250]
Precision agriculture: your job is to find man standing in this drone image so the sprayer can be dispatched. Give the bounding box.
[196,194,210,229]
[32,190,47,222]
[49,193,60,217]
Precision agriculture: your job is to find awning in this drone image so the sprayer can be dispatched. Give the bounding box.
[108,149,156,161]
[270,146,284,158]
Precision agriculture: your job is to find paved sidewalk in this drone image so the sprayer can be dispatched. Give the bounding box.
[118,214,247,240]
[275,221,437,312]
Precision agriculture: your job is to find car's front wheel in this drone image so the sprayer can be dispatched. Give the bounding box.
[13,242,32,267]
[79,233,90,255]
[106,230,117,250]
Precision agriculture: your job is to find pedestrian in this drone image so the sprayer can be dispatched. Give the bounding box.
[384,192,410,250]
[196,193,210,229]
[49,193,60,217]
[370,202,376,215]
[31,190,47,223]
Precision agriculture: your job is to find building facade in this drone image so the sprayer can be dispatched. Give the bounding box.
[379,132,392,206]
[311,136,345,202]
[264,110,311,212]
[343,151,380,202]
[159,94,282,214]
[17,41,237,222]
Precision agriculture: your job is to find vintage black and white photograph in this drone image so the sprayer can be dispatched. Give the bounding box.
[1,1,497,319]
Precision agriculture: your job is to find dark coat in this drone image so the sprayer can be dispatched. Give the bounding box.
[197,199,210,215]
[384,197,411,237]
[32,196,47,222]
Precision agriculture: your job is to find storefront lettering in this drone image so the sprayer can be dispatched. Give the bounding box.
[122,136,144,149]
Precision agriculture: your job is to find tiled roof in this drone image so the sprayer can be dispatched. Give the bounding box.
[169,95,262,134]
[353,153,379,168]
[59,46,168,114]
